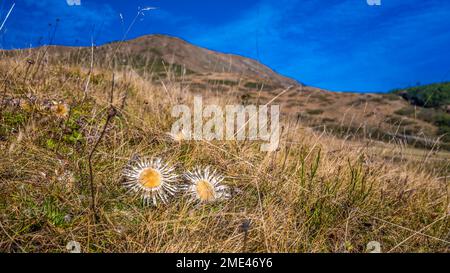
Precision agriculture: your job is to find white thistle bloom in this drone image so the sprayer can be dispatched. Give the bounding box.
[183,166,230,203]
[122,158,179,206]
[51,102,69,118]
[66,241,81,253]
[366,241,382,253]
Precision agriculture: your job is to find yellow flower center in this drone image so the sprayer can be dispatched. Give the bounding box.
[55,104,68,117]
[139,168,162,189]
[196,180,215,202]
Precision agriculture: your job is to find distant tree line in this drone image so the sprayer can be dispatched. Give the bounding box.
[392,82,450,108]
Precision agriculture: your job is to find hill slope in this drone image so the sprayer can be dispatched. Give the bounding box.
[1,35,449,150]
[1,34,298,88]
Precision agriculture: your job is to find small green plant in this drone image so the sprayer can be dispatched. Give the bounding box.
[63,130,83,145]
[46,139,56,149]
[42,197,67,227]
[1,111,26,130]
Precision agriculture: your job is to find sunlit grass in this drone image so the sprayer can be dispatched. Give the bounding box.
[0,52,448,253]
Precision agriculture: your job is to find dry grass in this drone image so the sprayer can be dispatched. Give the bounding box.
[0,53,449,253]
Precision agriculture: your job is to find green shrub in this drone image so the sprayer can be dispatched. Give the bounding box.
[244,82,274,90]
[394,106,415,116]
[392,82,450,108]
[385,115,415,126]
[437,125,450,142]
[382,93,401,101]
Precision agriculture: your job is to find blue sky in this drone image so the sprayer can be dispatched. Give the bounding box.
[1,0,449,92]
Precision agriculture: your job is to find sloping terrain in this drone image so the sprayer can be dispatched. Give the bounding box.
[242,86,449,150]
[1,34,449,151]
[0,56,449,252]
[1,35,298,87]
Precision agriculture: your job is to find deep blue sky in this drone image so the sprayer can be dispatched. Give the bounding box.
[1,0,449,92]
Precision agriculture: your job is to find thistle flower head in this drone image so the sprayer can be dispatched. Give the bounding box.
[52,102,69,118]
[183,166,230,203]
[122,157,179,206]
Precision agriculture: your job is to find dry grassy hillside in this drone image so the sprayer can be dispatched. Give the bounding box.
[2,35,448,151]
[0,50,449,253]
[242,87,447,148]
[1,35,297,87]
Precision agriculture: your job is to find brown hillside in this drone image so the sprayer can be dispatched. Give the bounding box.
[1,34,447,150]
